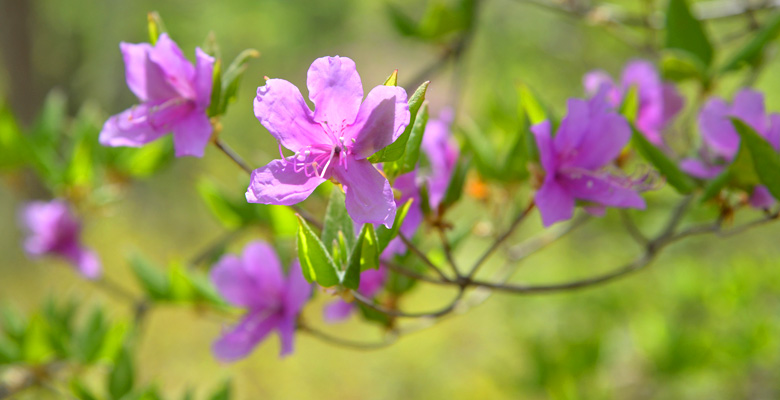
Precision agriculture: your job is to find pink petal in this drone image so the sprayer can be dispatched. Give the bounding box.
[532,121,556,173]
[119,42,178,102]
[679,158,723,179]
[212,312,280,362]
[276,313,297,357]
[421,113,458,208]
[583,70,616,102]
[210,255,264,308]
[148,33,197,99]
[246,159,326,205]
[194,48,215,109]
[567,113,631,170]
[254,79,330,153]
[242,241,286,303]
[346,85,410,159]
[333,157,396,227]
[171,110,212,157]
[766,114,780,151]
[283,260,312,318]
[99,104,169,148]
[307,56,364,131]
[535,178,575,227]
[699,98,739,160]
[554,98,590,155]
[732,89,767,134]
[323,300,354,323]
[558,170,646,210]
[749,185,775,209]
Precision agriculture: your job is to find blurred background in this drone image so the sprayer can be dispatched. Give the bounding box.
[2,0,780,398]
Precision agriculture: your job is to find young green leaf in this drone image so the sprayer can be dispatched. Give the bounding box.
[129,255,170,300]
[208,380,232,400]
[207,58,223,118]
[661,49,708,83]
[665,0,714,67]
[631,127,696,194]
[518,82,548,125]
[385,102,430,178]
[383,69,399,86]
[219,49,260,115]
[197,179,244,230]
[368,81,429,163]
[147,12,167,44]
[77,307,108,363]
[322,188,355,251]
[442,156,471,208]
[732,118,780,199]
[296,215,341,287]
[344,224,380,290]
[376,198,413,252]
[720,12,780,73]
[108,346,135,400]
[620,86,639,124]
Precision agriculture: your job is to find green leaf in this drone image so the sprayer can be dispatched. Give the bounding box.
[0,335,20,364]
[1,306,27,343]
[620,86,639,123]
[197,179,243,230]
[0,102,30,170]
[169,262,197,302]
[322,188,355,253]
[395,101,429,176]
[442,156,471,208]
[219,49,260,115]
[721,12,780,73]
[631,127,696,194]
[377,198,414,252]
[70,379,100,400]
[208,380,232,400]
[518,82,548,125]
[732,118,780,199]
[383,69,399,86]
[108,346,134,400]
[661,49,708,83]
[344,224,380,290]
[147,12,167,44]
[129,255,170,300]
[460,120,498,179]
[77,307,108,363]
[114,138,174,178]
[296,215,341,287]
[368,81,429,163]
[32,89,67,142]
[386,4,420,37]
[664,0,714,67]
[207,58,223,118]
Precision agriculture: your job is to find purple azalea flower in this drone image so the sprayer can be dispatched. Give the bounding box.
[680,89,780,208]
[421,108,459,209]
[19,200,101,279]
[323,265,387,322]
[533,94,646,227]
[383,171,424,256]
[210,241,312,361]
[584,60,684,146]
[246,56,410,227]
[99,33,215,157]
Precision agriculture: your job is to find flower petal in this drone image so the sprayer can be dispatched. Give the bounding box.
[749,185,775,209]
[583,70,615,100]
[732,89,767,134]
[210,254,262,308]
[171,110,212,157]
[72,248,102,280]
[567,113,631,170]
[212,312,280,362]
[276,313,297,357]
[242,241,286,303]
[246,159,326,205]
[254,79,330,152]
[194,48,215,109]
[307,56,364,130]
[532,121,556,173]
[535,178,575,227]
[766,114,780,151]
[334,158,397,227]
[346,85,410,159]
[99,104,169,148]
[422,114,458,208]
[558,170,646,210]
[283,260,311,318]
[699,98,739,160]
[119,42,178,102]
[679,158,723,179]
[148,33,197,99]
[358,265,387,297]
[554,98,590,155]
[323,300,354,323]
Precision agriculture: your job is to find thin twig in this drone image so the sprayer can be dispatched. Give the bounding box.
[213,138,253,175]
[384,260,451,285]
[398,232,451,281]
[437,227,461,277]
[352,290,464,318]
[299,324,396,350]
[466,201,535,280]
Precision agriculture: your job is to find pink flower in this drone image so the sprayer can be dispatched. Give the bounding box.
[533,94,646,227]
[99,34,214,157]
[210,241,312,360]
[19,200,101,279]
[584,60,684,146]
[421,108,459,209]
[246,56,410,227]
[323,265,387,323]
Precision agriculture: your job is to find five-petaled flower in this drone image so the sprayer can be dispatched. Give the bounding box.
[246,56,410,227]
[533,94,646,227]
[680,89,780,209]
[584,60,684,146]
[210,241,311,361]
[19,200,101,279]
[100,33,215,157]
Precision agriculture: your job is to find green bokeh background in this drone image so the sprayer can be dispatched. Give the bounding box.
[2,0,780,398]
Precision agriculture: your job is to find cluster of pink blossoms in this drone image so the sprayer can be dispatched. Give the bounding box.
[19,33,779,360]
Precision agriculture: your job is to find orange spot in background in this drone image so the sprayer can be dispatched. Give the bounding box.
[466,172,489,200]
